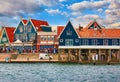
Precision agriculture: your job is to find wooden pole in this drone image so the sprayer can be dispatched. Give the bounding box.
[98,49,101,61]
[68,49,70,62]
[78,49,82,63]
[58,49,61,61]
[107,49,111,63]
[88,49,91,63]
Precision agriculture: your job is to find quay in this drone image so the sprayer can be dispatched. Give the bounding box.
[0,53,120,65]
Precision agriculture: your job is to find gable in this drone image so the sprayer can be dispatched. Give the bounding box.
[88,22,102,29]
[15,21,24,34]
[59,21,79,39]
[1,30,9,43]
[27,21,36,33]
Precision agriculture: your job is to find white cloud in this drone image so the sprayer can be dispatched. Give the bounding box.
[109,0,120,9]
[38,0,58,6]
[61,11,69,17]
[0,0,43,17]
[110,22,120,27]
[59,0,67,2]
[68,1,109,11]
[103,0,120,28]
[45,9,60,14]
[97,8,103,13]
[0,17,18,27]
[71,14,101,27]
[71,12,81,16]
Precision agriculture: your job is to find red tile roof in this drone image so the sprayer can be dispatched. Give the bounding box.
[5,27,15,42]
[31,19,49,31]
[22,19,28,24]
[77,28,120,38]
[77,21,120,38]
[57,26,64,37]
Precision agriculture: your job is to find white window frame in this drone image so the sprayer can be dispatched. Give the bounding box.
[65,39,73,46]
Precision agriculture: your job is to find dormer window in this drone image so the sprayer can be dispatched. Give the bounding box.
[66,28,72,35]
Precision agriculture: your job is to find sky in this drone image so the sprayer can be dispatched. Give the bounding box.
[0,0,120,28]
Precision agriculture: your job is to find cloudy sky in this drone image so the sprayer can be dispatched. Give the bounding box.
[0,0,120,28]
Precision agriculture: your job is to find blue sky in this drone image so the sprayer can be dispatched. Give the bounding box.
[0,0,120,28]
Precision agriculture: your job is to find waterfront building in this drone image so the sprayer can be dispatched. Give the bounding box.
[0,27,15,52]
[36,31,58,53]
[14,18,51,52]
[58,20,120,62]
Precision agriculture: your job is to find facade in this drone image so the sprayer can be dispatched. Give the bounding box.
[14,18,51,52]
[14,18,49,42]
[0,27,15,53]
[58,21,120,62]
[36,31,58,53]
[0,27,15,45]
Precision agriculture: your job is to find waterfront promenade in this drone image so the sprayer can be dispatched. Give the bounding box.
[0,53,120,65]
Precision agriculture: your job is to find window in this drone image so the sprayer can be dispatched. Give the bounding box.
[22,34,27,41]
[83,39,89,45]
[19,26,23,32]
[66,28,72,35]
[29,33,35,41]
[41,36,43,41]
[43,36,47,41]
[112,39,118,45]
[19,34,23,40]
[15,34,19,39]
[28,25,32,32]
[92,39,97,45]
[51,36,54,41]
[75,39,79,43]
[65,39,73,46]
[2,37,7,42]
[48,36,50,41]
[103,39,108,45]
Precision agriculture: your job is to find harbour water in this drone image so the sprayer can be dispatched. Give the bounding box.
[0,63,120,82]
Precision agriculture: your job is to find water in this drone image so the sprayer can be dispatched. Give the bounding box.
[0,63,120,82]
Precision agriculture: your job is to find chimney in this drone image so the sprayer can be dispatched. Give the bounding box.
[79,24,83,31]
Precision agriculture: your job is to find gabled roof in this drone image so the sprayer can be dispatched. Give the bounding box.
[30,19,49,31]
[85,20,103,30]
[58,21,80,38]
[57,26,64,37]
[5,27,15,42]
[77,28,120,38]
[78,20,120,38]
[14,18,27,33]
